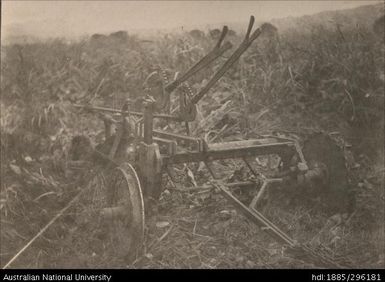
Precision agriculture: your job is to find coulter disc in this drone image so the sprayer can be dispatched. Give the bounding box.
[302,133,352,214]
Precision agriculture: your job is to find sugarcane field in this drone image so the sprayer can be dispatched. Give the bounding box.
[0,1,384,270]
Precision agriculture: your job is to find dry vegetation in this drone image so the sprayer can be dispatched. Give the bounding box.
[0,20,384,268]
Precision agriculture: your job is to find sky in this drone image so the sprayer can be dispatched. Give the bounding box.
[2,1,382,37]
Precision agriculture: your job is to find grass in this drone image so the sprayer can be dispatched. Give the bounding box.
[0,22,384,268]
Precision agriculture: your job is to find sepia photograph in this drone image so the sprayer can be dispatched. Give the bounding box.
[0,0,384,271]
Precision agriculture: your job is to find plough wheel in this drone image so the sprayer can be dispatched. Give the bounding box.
[105,162,146,259]
[74,162,145,265]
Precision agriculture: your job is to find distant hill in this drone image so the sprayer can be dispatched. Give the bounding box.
[220,3,384,34]
[2,2,383,44]
[1,18,79,44]
[270,2,384,33]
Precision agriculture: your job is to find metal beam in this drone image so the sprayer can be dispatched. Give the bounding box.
[212,180,296,246]
[163,140,295,164]
[73,104,181,121]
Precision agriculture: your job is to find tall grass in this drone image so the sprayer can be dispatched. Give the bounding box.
[0,23,383,268]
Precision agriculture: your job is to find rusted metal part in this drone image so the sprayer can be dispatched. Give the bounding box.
[301,133,352,214]
[145,27,233,113]
[249,178,283,209]
[75,18,265,125]
[109,101,130,159]
[190,16,262,105]
[153,129,204,152]
[143,100,154,145]
[99,113,114,140]
[144,69,171,111]
[212,180,296,246]
[113,162,146,259]
[73,104,182,121]
[173,181,257,192]
[163,139,295,164]
[297,163,328,187]
[166,165,184,190]
[212,180,344,268]
[153,137,177,155]
[209,138,292,149]
[215,25,229,48]
[203,161,220,179]
[100,206,128,220]
[178,89,197,122]
[242,157,259,177]
[137,142,163,201]
[154,17,265,122]
[164,26,232,94]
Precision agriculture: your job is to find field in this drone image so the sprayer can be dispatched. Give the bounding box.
[0,19,384,268]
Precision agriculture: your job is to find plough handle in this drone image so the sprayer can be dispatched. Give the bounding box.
[216,25,229,48]
[245,15,255,39]
[165,33,233,93]
[191,16,262,105]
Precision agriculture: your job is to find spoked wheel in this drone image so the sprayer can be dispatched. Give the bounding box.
[70,162,145,267]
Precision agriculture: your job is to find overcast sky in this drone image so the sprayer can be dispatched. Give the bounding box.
[2,1,382,35]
